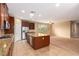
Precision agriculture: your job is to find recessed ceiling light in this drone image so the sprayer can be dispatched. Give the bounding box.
[30,13,34,17]
[56,3,60,7]
[21,10,25,13]
[29,11,35,18]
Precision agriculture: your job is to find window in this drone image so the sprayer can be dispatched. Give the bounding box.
[37,23,48,34]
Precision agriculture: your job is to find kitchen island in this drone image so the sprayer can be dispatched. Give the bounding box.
[26,33,50,50]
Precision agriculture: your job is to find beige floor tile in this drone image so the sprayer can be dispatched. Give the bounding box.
[12,37,79,56]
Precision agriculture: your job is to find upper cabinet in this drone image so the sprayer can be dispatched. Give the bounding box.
[22,20,29,27]
[0,4,1,28]
[0,3,14,34]
[4,16,14,34]
[29,23,35,29]
[0,3,9,29]
[22,20,35,30]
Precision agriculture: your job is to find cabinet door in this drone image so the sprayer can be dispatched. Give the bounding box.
[33,37,43,49]
[29,23,35,29]
[0,3,8,29]
[0,4,1,28]
[4,4,9,21]
[43,36,50,46]
[4,16,14,34]
[0,3,4,29]
[22,20,29,27]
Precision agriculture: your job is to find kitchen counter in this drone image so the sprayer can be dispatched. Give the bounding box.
[0,34,13,39]
[27,33,49,37]
[0,35,14,56]
[26,33,50,49]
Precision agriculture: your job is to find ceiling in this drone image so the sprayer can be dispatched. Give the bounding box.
[7,3,79,23]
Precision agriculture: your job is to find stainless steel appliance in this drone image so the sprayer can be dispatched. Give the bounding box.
[22,27,29,39]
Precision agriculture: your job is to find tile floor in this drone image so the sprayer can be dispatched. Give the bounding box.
[12,37,79,56]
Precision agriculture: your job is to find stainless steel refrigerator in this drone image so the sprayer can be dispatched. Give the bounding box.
[22,27,29,40]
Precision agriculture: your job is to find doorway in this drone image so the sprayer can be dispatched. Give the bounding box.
[71,21,79,38]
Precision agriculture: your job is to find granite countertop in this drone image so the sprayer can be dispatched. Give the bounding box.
[0,34,14,56]
[0,34,14,39]
[27,33,49,37]
[0,39,13,56]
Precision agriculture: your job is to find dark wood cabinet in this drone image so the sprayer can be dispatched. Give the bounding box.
[27,33,50,50]
[22,20,29,27]
[33,37,44,49]
[0,4,1,28]
[43,36,50,46]
[0,15,1,28]
[0,3,3,29]
[0,3,14,34]
[22,20,35,30]
[0,3,9,29]
[33,36,50,49]
[4,16,14,34]
[29,23,35,29]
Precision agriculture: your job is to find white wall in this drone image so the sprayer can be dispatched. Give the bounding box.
[53,21,71,38]
[14,18,22,42]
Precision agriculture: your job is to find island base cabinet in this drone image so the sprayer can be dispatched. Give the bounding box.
[33,37,43,49]
[31,36,50,50]
[43,36,50,46]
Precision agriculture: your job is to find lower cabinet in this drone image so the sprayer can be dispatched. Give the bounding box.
[43,36,50,46]
[27,35,50,50]
[33,37,43,49]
